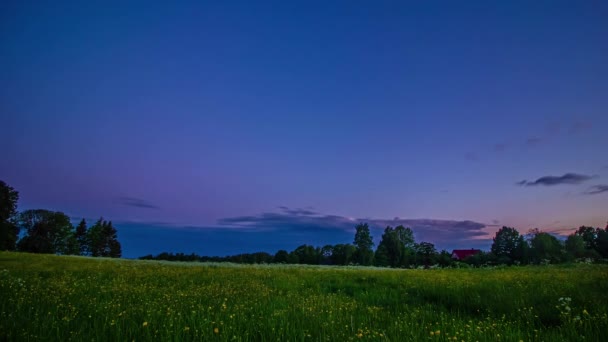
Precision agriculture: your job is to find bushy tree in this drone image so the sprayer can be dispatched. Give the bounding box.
[528,230,564,263]
[292,244,320,264]
[331,244,356,265]
[415,242,438,267]
[0,180,19,250]
[17,209,77,255]
[88,218,121,258]
[565,234,586,259]
[375,225,415,267]
[491,226,525,264]
[273,249,289,263]
[353,223,374,265]
[575,226,598,250]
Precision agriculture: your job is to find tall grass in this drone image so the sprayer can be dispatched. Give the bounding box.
[1,252,607,341]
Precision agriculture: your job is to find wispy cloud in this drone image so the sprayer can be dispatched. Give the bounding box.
[517,173,595,187]
[583,184,608,195]
[118,196,160,210]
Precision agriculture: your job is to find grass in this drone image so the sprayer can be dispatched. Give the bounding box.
[1,252,607,341]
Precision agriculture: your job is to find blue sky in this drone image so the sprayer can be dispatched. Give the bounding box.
[2,1,607,258]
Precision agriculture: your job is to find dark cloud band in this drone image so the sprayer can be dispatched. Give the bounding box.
[517,173,594,186]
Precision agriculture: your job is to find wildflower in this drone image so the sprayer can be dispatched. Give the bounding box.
[142,322,148,327]
[435,330,440,335]
[583,309,589,315]
[214,327,219,334]
[430,331,434,336]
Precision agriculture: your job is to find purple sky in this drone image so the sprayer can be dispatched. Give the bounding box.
[2,1,607,258]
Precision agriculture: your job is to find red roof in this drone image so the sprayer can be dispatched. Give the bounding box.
[451,249,481,260]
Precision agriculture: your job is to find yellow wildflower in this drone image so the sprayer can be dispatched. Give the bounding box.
[214,327,219,334]
[142,322,148,327]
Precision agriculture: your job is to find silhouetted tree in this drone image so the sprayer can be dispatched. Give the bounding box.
[88,218,121,258]
[491,226,525,264]
[353,223,374,265]
[330,244,356,265]
[528,229,564,263]
[575,226,598,250]
[565,234,586,259]
[375,225,415,267]
[0,180,19,250]
[415,242,438,267]
[17,209,77,255]
[273,249,289,263]
[75,219,89,256]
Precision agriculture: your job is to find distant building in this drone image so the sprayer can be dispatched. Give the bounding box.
[451,249,481,260]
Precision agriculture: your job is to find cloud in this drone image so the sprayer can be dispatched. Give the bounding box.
[525,137,542,147]
[218,206,490,247]
[583,184,608,195]
[118,196,160,210]
[517,173,595,186]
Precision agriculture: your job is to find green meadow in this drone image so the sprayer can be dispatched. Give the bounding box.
[1,252,607,341]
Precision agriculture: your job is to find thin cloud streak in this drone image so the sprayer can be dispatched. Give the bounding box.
[583,185,608,195]
[118,196,160,210]
[517,173,595,187]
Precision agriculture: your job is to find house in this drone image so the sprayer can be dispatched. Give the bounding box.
[451,249,481,260]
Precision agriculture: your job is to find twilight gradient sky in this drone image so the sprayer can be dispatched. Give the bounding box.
[2,1,607,258]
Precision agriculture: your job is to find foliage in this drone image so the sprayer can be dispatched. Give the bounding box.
[75,219,89,256]
[375,225,415,268]
[0,180,19,250]
[528,230,564,264]
[17,209,77,255]
[88,218,122,258]
[491,226,526,264]
[353,223,374,265]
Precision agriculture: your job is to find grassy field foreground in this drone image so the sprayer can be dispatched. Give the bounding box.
[1,252,607,341]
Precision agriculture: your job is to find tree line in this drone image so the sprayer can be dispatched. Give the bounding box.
[0,180,121,257]
[141,223,608,267]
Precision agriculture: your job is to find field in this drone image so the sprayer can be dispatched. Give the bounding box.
[1,252,607,341]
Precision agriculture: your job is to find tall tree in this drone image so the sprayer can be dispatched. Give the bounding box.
[375,226,415,267]
[353,223,374,265]
[17,209,76,254]
[75,219,89,256]
[88,218,122,258]
[491,226,524,264]
[0,180,19,250]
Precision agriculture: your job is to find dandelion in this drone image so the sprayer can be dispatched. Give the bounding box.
[214,327,219,334]
[430,331,435,336]
[142,322,148,327]
[435,330,440,335]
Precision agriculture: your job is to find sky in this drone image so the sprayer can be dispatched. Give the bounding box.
[1,1,607,258]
